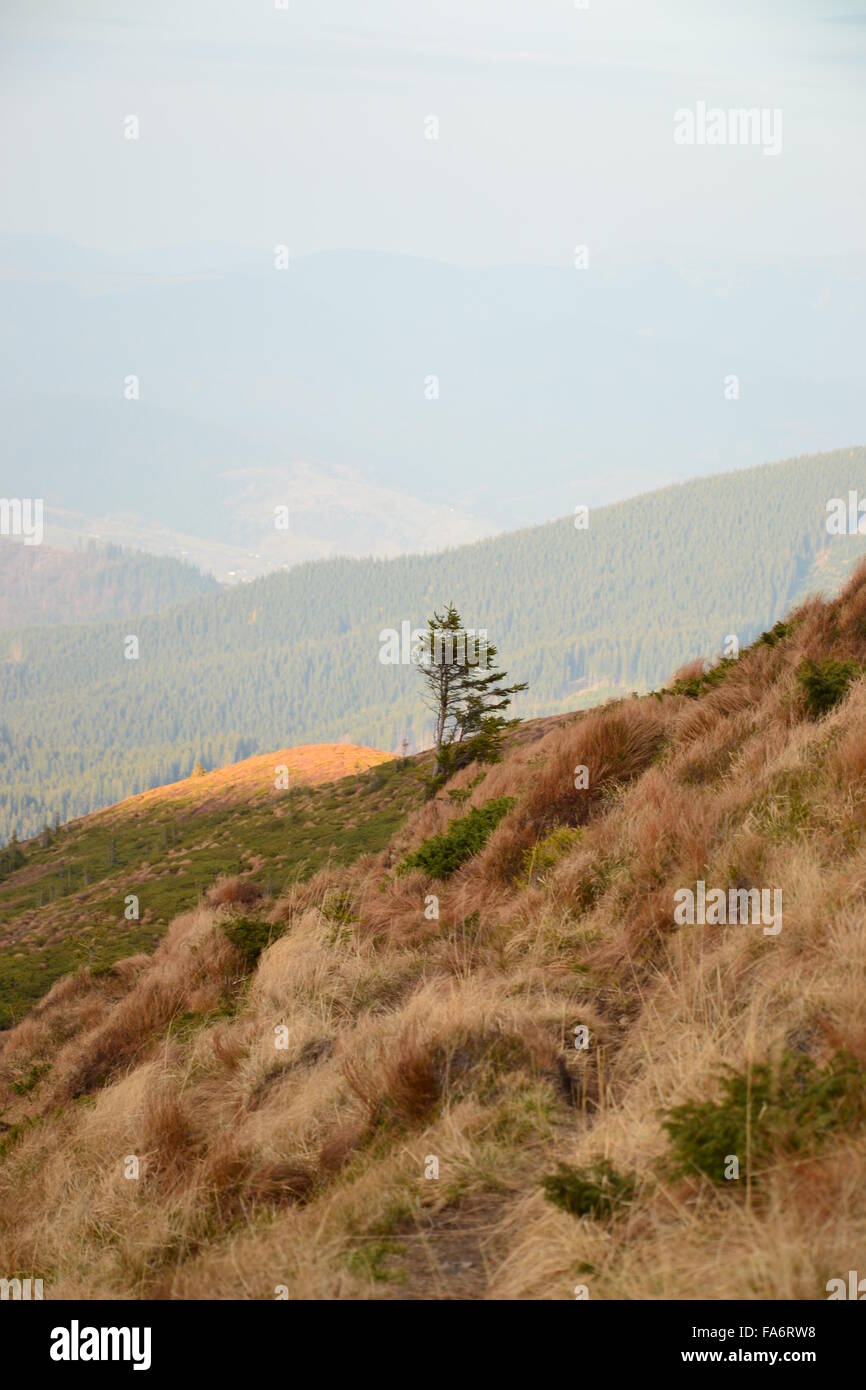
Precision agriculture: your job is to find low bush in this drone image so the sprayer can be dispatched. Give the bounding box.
[396,797,515,879]
[219,915,281,969]
[662,1051,866,1183]
[670,657,737,701]
[518,825,584,886]
[541,1159,637,1219]
[796,658,860,719]
[757,620,792,648]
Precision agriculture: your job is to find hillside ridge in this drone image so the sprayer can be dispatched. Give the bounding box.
[0,741,406,1029]
[2,566,866,1298]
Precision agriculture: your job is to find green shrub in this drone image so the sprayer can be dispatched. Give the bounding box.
[796,658,860,719]
[662,1051,866,1183]
[541,1159,637,1219]
[0,1115,39,1161]
[396,797,515,879]
[165,1001,237,1042]
[321,890,355,925]
[219,915,281,969]
[321,889,357,945]
[344,1239,404,1283]
[446,774,485,806]
[670,658,737,701]
[758,620,792,648]
[518,825,583,886]
[0,834,25,884]
[11,1062,51,1096]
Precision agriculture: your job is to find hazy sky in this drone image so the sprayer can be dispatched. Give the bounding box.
[2,0,865,267]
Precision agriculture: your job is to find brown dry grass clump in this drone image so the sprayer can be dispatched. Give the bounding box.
[3,566,866,1299]
[207,875,263,908]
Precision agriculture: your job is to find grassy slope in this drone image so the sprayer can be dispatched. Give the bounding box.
[0,743,413,1029]
[2,570,866,1298]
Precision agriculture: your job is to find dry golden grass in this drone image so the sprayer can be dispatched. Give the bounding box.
[4,567,866,1299]
[207,876,263,908]
[98,742,396,823]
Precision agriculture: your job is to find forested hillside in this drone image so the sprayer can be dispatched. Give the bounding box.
[2,447,865,844]
[0,541,219,630]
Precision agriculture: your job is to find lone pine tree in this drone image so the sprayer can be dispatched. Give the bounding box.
[417,604,527,783]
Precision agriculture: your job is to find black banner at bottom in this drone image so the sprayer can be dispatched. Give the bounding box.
[0,1297,859,1375]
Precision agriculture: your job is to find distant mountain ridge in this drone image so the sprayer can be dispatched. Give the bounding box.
[2,446,866,843]
[3,240,866,571]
